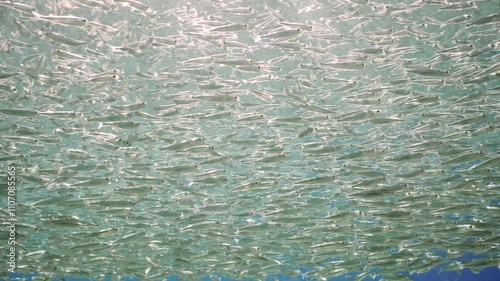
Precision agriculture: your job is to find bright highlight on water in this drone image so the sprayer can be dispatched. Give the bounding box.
[0,0,499,280]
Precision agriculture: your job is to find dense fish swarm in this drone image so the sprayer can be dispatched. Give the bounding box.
[0,0,499,280]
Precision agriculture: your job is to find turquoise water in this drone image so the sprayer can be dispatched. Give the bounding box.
[1,0,499,280]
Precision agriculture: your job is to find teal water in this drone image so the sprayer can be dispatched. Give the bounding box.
[0,0,499,280]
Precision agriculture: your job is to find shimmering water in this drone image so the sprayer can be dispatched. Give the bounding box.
[0,0,499,280]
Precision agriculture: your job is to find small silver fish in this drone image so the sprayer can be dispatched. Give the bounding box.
[32,11,88,26]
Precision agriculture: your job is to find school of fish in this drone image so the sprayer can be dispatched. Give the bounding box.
[0,0,499,280]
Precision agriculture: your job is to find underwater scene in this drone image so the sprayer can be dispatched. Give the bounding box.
[0,0,499,280]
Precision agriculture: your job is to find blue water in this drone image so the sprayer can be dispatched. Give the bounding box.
[6,256,500,281]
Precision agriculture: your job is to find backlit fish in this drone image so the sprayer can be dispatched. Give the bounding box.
[31,11,88,26]
[2,1,499,280]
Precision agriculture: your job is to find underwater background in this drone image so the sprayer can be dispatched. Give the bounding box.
[0,0,499,280]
